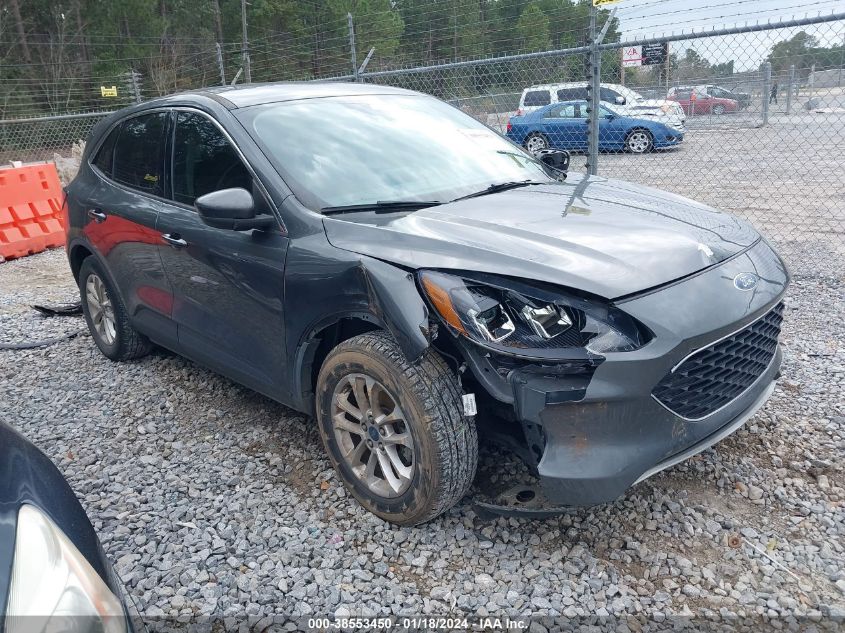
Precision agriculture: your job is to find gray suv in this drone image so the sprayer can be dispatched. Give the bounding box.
[65,82,788,525]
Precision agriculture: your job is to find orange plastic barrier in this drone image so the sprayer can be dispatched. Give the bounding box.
[0,163,65,261]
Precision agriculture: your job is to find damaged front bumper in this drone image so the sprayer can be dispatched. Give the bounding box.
[463,239,789,513]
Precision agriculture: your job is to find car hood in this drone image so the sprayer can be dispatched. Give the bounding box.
[323,173,759,299]
[628,99,684,116]
[635,98,672,108]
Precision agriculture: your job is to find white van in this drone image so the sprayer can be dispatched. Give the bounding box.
[518,82,686,130]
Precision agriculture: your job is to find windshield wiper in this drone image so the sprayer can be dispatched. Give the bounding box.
[321,200,441,215]
[451,180,545,202]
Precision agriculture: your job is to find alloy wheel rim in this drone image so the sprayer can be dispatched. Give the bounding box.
[331,373,415,498]
[526,135,547,153]
[628,132,650,153]
[86,274,116,345]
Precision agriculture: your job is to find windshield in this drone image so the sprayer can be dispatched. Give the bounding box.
[239,94,552,210]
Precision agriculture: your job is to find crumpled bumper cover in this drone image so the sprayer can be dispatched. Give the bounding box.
[502,238,789,508]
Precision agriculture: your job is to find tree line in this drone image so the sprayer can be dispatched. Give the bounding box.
[2,1,842,119]
[0,0,618,117]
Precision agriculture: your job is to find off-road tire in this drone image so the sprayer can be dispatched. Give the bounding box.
[78,256,152,361]
[316,331,478,526]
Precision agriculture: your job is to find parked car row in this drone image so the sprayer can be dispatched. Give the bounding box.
[507,100,684,154]
[509,80,757,155]
[518,82,752,132]
[518,82,687,129]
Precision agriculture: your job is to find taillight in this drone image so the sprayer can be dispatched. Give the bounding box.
[507,120,512,132]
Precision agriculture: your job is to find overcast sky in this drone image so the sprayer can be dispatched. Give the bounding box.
[612,0,844,71]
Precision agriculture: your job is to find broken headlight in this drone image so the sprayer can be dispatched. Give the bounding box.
[419,270,651,356]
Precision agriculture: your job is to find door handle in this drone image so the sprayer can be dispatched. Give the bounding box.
[162,233,188,248]
[87,209,107,223]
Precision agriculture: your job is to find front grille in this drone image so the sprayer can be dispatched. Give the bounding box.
[652,302,784,420]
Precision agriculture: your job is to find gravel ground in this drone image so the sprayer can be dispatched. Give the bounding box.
[1,247,844,630]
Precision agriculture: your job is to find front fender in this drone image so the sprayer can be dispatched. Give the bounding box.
[286,237,432,413]
[358,256,430,362]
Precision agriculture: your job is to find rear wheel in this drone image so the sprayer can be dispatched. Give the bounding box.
[78,257,151,361]
[524,132,549,154]
[625,129,653,154]
[316,332,478,526]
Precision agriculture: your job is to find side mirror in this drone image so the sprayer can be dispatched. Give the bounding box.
[194,188,275,231]
[615,96,626,105]
[534,148,570,175]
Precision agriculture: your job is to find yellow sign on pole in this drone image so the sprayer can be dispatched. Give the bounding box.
[593,0,622,5]
[100,86,118,98]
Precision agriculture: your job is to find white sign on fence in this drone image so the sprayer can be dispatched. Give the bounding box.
[622,46,643,67]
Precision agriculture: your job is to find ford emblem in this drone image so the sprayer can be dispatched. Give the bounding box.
[733,272,759,291]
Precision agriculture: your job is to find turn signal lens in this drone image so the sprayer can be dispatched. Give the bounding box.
[420,273,466,334]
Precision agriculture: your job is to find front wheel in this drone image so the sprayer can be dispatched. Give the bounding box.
[316,332,478,526]
[712,104,726,115]
[524,132,549,154]
[625,129,654,154]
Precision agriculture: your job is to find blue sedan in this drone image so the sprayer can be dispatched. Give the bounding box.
[506,101,684,154]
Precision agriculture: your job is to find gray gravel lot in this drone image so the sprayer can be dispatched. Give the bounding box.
[1,246,843,629]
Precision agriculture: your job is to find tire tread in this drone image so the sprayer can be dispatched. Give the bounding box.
[324,332,478,525]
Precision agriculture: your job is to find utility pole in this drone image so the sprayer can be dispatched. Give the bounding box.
[216,42,226,86]
[586,4,606,176]
[241,0,251,83]
[348,13,359,82]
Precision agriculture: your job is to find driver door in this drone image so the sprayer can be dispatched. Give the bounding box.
[541,103,587,151]
[155,109,290,398]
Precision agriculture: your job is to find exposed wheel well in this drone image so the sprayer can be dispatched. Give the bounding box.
[300,317,382,414]
[69,244,94,281]
[626,126,653,137]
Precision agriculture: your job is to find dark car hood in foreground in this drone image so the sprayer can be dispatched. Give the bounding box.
[0,422,114,614]
[324,173,759,299]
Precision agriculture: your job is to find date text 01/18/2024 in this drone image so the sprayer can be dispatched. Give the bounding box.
[306,616,528,630]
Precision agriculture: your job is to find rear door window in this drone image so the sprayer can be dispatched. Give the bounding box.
[171,112,252,206]
[92,125,120,177]
[523,90,551,107]
[111,112,168,196]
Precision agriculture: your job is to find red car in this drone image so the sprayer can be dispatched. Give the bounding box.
[667,86,739,115]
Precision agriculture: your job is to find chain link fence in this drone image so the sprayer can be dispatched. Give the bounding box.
[0,112,108,164]
[1,13,843,276]
[359,14,845,274]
